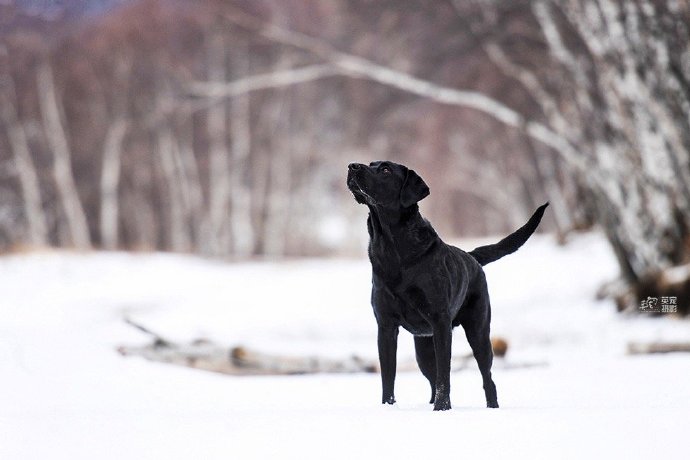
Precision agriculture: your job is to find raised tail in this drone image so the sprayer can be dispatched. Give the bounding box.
[469,203,549,266]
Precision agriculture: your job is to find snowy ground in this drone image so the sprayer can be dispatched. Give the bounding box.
[1,232,689,459]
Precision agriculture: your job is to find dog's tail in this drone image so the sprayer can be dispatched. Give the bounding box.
[469,203,549,266]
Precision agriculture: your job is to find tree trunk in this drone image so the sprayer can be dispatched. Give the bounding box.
[228,41,255,258]
[561,0,689,297]
[99,117,128,250]
[0,73,48,247]
[156,123,190,252]
[37,61,91,249]
[204,31,231,256]
[99,57,131,250]
[175,118,204,252]
[262,85,292,257]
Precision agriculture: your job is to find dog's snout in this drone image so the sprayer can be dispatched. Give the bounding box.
[348,163,363,171]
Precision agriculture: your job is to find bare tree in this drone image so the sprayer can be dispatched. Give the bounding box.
[37,60,91,249]
[261,71,293,257]
[528,0,690,309]
[99,57,131,250]
[0,68,48,247]
[228,40,255,257]
[174,116,205,252]
[4,0,689,314]
[204,31,232,256]
[157,122,191,252]
[220,3,690,310]
[220,7,590,174]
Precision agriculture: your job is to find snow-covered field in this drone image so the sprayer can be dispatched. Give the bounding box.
[1,232,688,459]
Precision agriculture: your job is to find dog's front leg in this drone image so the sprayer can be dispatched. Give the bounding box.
[432,321,452,411]
[377,325,399,405]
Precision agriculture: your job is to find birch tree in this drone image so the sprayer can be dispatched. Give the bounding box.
[174,117,205,252]
[221,2,690,310]
[0,69,48,247]
[99,57,131,250]
[528,0,690,308]
[204,31,232,256]
[37,60,91,249]
[261,79,293,258]
[228,40,255,257]
[155,83,191,252]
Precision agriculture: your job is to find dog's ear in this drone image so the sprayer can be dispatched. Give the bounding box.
[400,168,429,207]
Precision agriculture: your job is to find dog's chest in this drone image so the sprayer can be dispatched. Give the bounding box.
[397,301,433,336]
[373,274,435,336]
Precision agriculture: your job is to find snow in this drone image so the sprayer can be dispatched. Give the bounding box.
[1,232,689,459]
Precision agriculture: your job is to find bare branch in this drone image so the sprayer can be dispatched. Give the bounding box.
[484,42,570,136]
[188,64,339,100]
[219,8,590,174]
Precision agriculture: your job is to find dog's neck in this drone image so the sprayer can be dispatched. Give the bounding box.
[366,204,438,265]
[367,204,417,236]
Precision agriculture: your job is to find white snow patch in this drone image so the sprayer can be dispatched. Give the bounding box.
[1,232,689,459]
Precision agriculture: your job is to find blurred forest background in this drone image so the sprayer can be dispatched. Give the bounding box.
[1,0,689,312]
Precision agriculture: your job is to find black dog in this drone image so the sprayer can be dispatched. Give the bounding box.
[347,160,547,411]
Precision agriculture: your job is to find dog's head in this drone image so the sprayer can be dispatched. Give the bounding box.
[347,161,429,209]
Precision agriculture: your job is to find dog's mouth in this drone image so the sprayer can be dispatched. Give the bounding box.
[347,176,359,192]
[347,171,371,204]
[347,169,360,191]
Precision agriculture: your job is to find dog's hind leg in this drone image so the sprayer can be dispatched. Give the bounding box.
[461,294,499,408]
[414,336,436,404]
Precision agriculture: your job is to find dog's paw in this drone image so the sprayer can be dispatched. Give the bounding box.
[433,399,451,411]
[487,401,499,408]
[382,395,396,405]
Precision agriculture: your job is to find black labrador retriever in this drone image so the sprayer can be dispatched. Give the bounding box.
[347,160,547,411]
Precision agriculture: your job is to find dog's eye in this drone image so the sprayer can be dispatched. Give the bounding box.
[381,167,391,174]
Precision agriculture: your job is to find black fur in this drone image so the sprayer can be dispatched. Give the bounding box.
[347,160,547,411]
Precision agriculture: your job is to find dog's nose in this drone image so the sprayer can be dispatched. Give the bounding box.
[349,163,362,171]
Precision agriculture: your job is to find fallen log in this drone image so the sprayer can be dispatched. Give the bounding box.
[118,318,378,375]
[118,318,544,376]
[627,341,690,355]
